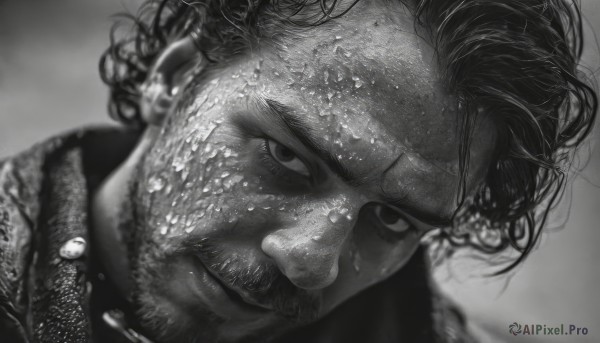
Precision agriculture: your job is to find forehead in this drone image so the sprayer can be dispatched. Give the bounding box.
[259,0,460,162]
[177,0,494,219]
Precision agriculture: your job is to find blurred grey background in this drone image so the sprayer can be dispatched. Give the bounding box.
[0,0,598,341]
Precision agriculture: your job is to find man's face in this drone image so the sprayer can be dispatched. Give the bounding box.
[128,2,494,342]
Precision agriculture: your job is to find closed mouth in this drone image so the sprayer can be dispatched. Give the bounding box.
[193,255,273,313]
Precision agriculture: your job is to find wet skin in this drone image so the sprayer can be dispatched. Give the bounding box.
[116,1,496,342]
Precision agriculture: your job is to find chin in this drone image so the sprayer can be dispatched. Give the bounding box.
[134,299,293,343]
[130,263,297,343]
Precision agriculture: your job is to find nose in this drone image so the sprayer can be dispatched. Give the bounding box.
[261,204,357,290]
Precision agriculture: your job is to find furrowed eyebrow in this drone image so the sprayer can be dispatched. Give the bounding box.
[379,152,457,227]
[381,192,455,228]
[254,96,454,226]
[256,96,359,183]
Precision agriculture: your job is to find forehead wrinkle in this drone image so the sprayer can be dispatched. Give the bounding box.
[380,152,460,218]
[382,147,458,182]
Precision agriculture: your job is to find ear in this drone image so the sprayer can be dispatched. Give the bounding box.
[139,36,208,126]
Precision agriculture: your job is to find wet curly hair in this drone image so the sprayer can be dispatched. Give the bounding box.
[99,0,598,274]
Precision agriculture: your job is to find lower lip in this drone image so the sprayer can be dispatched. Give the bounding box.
[185,256,268,320]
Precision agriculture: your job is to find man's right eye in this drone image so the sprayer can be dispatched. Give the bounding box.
[374,204,412,233]
[265,139,311,177]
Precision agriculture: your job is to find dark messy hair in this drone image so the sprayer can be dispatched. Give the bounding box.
[99,0,597,274]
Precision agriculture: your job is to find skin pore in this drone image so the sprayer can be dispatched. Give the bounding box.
[92,0,496,342]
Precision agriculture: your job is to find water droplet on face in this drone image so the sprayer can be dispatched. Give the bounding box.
[172,158,186,172]
[247,203,255,211]
[180,169,189,182]
[349,243,361,274]
[370,137,375,144]
[352,76,363,88]
[353,251,361,273]
[328,209,342,223]
[350,247,362,274]
[206,204,214,213]
[223,174,244,190]
[311,235,323,242]
[198,122,218,143]
[147,174,166,193]
[335,35,342,40]
[159,225,169,235]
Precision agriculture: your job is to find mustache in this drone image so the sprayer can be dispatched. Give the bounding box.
[177,237,321,323]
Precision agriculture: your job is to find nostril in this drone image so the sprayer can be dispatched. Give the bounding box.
[288,261,339,290]
[277,251,339,290]
[261,234,340,290]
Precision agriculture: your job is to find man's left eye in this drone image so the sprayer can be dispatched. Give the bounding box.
[266,139,311,177]
[374,204,412,233]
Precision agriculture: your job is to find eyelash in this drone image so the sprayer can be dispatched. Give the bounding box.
[363,203,415,243]
[258,139,311,184]
[258,140,286,176]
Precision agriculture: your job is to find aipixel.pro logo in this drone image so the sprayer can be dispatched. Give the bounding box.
[508,322,589,336]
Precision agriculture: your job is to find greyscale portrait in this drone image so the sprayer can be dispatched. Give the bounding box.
[0,0,598,342]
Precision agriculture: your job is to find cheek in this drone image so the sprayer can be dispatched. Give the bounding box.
[139,112,304,247]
